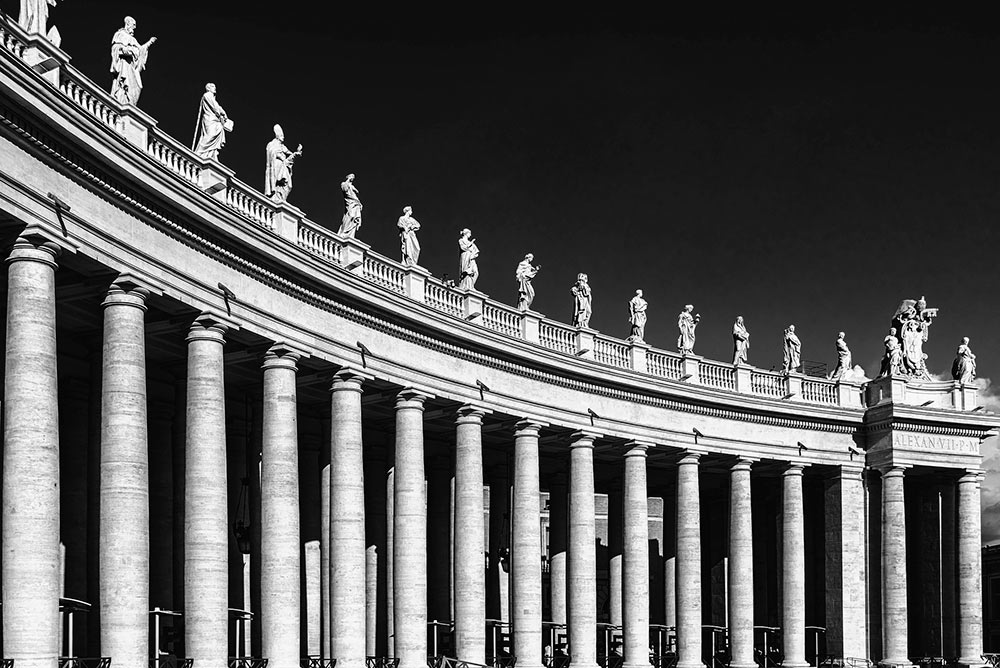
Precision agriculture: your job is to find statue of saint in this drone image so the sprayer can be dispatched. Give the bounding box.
[515,253,540,311]
[571,273,592,328]
[627,290,647,342]
[890,295,936,379]
[951,337,977,385]
[110,16,157,106]
[192,83,231,160]
[879,327,903,378]
[732,316,750,365]
[397,206,421,267]
[782,325,801,373]
[677,304,700,354]
[264,124,302,204]
[19,0,59,39]
[339,174,363,238]
[458,228,479,291]
[829,332,853,380]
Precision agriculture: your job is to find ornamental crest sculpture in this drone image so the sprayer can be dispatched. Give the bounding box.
[890,295,937,380]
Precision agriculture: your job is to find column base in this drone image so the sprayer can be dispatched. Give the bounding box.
[957,659,988,668]
[780,662,811,668]
[676,662,707,668]
[878,661,914,668]
[730,662,759,668]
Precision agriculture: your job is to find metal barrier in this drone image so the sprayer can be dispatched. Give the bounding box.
[301,659,336,668]
[984,656,1000,668]
[805,626,826,667]
[428,657,494,668]
[753,626,782,668]
[228,659,268,668]
[817,656,873,668]
[149,659,193,668]
[3,661,13,668]
[485,657,516,668]
[60,659,111,668]
[650,654,678,668]
[912,658,947,668]
[702,625,728,668]
[366,658,400,668]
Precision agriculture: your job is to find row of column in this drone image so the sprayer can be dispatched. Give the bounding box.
[0,234,990,668]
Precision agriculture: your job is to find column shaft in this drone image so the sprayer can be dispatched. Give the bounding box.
[261,349,301,668]
[512,420,545,668]
[2,239,62,668]
[548,479,567,627]
[675,453,701,668]
[622,443,649,668]
[330,370,368,668]
[728,459,755,668]
[184,318,230,668]
[100,283,151,668]
[881,467,911,667]
[824,466,866,660]
[957,471,985,668]
[568,434,599,668]
[781,464,808,668]
[455,407,488,664]
[394,389,429,668]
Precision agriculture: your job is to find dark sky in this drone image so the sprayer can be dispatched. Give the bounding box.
[15,3,1000,383]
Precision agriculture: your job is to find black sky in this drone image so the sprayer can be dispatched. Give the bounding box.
[15,3,1000,382]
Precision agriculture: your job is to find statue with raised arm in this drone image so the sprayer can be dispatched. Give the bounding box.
[951,337,977,384]
[879,327,903,378]
[571,273,592,328]
[458,228,479,290]
[782,325,801,373]
[733,316,750,365]
[339,173,363,238]
[398,206,421,266]
[677,304,700,354]
[192,83,231,160]
[110,16,157,106]
[627,290,647,342]
[515,253,540,311]
[264,124,303,204]
[19,0,60,41]
[829,331,852,380]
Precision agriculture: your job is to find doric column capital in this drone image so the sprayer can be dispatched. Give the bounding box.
[878,464,909,478]
[514,418,547,438]
[102,275,157,311]
[262,344,301,372]
[186,313,232,344]
[330,365,370,392]
[730,457,756,473]
[783,462,807,477]
[623,440,652,457]
[5,234,64,268]
[396,387,432,410]
[570,430,602,449]
[959,468,986,485]
[677,449,704,466]
[456,403,491,424]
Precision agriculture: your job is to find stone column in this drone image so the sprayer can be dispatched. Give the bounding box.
[455,405,488,664]
[781,464,808,668]
[330,369,369,668]
[260,346,301,668]
[2,237,62,668]
[185,316,231,668]
[100,281,152,668]
[608,480,624,629]
[512,420,546,668]
[394,389,430,668]
[957,470,986,668]
[548,477,568,627]
[824,465,866,660]
[880,466,912,668]
[728,458,755,668]
[622,442,650,668]
[675,452,702,668]
[320,417,331,659]
[568,432,600,668]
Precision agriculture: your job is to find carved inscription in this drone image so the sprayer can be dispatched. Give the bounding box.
[891,432,978,454]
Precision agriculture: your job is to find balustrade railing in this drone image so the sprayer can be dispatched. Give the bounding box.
[297,221,343,265]
[750,371,785,398]
[481,303,522,338]
[424,280,464,318]
[58,76,120,131]
[0,21,28,60]
[226,178,275,231]
[538,321,576,355]
[700,361,736,390]
[301,658,336,668]
[366,658,400,668]
[593,336,629,368]
[60,659,111,668]
[146,128,200,185]
[801,378,837,405]
[363,256,406,294]
[646,351,684,379]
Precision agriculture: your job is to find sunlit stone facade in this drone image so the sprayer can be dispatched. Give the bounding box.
[0,21,997,668]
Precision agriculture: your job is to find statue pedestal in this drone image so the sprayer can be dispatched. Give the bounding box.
[403,265,431,303]
[866,374,908,406]
[734,364,752,393]
[462,289,487,323]
[627,339,649,372]
[272,201,306,244]
[197,159,234,199]
[339,237,370,275]
[520,310,542,344]
[836,378,864,408]
[21,34,69,86]
[681,354,701,384]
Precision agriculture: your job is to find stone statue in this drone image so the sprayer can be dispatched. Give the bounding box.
[732,316,750,365]
[571,273,592,328]
[627,290,647,343]
[110,16,157,106]
[891,295,937,380]
[951,337,977,385]
[782,325,801,373]
[879,327,903,378]
[339,174,363,238]
[829,332,853,380]
[19,0,60,42]
[515,253,540,311]
[677,304,700,354]
[191,83,231,160]
[264,124,302,204]
[397,206,421,267]
[458,228,479,291]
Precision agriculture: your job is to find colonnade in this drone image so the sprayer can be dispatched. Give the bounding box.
[0,234,990,668]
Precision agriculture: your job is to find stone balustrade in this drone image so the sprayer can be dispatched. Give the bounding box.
[0,22,977,415]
